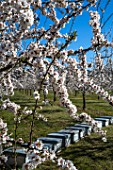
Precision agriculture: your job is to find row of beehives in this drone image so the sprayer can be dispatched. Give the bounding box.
[3,116,113,169]
[37,116,113,152]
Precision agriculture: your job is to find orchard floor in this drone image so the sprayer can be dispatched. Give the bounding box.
[1,90,113,170]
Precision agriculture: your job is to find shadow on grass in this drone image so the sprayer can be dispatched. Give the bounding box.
[61,135,113,163]
[39,108,65,114]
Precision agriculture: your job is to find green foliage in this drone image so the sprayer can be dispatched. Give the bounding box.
[70,30,77,40]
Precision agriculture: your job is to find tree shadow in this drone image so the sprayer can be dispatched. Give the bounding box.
[61,136,113,162]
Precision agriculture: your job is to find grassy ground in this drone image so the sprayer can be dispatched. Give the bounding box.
[1,90,113,170]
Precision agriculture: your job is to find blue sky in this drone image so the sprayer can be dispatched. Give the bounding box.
[23,0,113,63]
[66,0,113,62]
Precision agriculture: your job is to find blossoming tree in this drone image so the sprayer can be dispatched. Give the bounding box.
[0,0,113,169]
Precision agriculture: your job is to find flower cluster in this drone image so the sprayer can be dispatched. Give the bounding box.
[30,140,43,151]
[0,119,8,146]
[89,11,105,46]
[22,140,77,170]
[89,10,113,49]
[87,0,97,6]
[1,74,14,96]
[22,149,42,170]
[1,99,21,116]
[79,112,107,140]
[57,157,78,170]
[0,118,13,156]
[33,91,40,100]
[23,107,33,115]
[78,53,88,83]
[94,53,104,71]
[37,114,48,122]
[87,81,113,105]
[51,70,78,118]
[22,140,57,170]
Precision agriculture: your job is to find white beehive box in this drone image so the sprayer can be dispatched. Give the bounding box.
[100,116,113,125]
[38,137,62,152]
[43,143,55,152]
[58,129,79,143]
[94,118,109,127]
[47,132,71,147]
[3,147,28,168]
[81,122,92,130]
[76,123,92,135]
[65,126,84,139]
[74,124,88,136]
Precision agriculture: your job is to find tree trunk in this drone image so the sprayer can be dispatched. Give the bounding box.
[83,88,86,111]
[53,86,56,102]
[30,89,32,96]
[74,90,78,96]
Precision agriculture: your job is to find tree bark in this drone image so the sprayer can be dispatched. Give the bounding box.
[83,87,86,111]
[53,86,56,102]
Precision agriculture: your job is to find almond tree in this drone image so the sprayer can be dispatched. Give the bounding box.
[1,0,113,170]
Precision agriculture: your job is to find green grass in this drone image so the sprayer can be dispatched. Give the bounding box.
[1,90,113,170]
